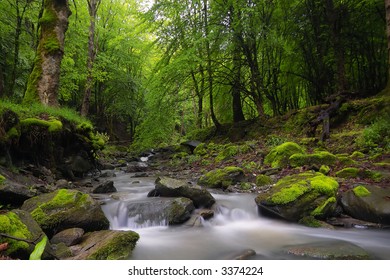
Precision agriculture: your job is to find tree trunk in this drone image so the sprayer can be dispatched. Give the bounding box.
[23,0,71,106]
[81,0,101,117]
[386,0,390,92]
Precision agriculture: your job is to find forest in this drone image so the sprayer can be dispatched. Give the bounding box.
[0,0,389,261]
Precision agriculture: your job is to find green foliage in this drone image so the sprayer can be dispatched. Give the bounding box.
[0,174,5,184]
[29,236,48,260]
[256,175,272,187]
[356,117,390,152]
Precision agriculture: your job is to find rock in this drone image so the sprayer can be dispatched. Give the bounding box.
[68,230,139,260]
[126,197,195,225]
[289,151,337,167]
[327,215,382,229]
[255,174,272,187]
[69,155,93,177]
[21,189,109,237]
[100,170,116,178]
[92,180,117,194]
[126,162,148,173]
[180,140,201,153]
[55,179,71,189]
[283,240,370,260]
[0,181,37,207]
[199,209,214,220]
[0,210,48,259]
[198,166,244,190]
[255,172,339,222]
[225,249,257,260]
[336,168,382,182]
[153,176,215,208]
[264,142,305,168]
[340,185,390,225]
[51,228,85,246]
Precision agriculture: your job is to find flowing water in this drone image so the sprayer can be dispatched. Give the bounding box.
[100,171,390,260]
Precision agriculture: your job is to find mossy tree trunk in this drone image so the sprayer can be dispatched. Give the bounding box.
[23,0,71,106]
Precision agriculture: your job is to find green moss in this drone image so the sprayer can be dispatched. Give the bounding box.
[0,212,33,255]
[299,216,323,228]
[216,145,240,162]
[240,182,252,191]
[23,57,42,104]
[256,174,272,187]
[335,167,359,178]
[350,151,365,159]
[374,162,390,168]
[87,231,139,260]
[43,35,60,54]
[264,142,305,168]
[5,126,20,140]
[337,155,357,166]
[30,189,90,226]
[319,165,330,175]
[352,186,371,197]
[20,117,63,132]
[270,181,310,204]
[198,166,244,189]
[268,172,338,205]
[289,151,337,167]
[0,174,5,184]
[193,143,208,156]
[172,152,189,160]
[311,197,337,217]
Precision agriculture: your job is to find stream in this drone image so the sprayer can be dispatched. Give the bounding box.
[100,171,390,260]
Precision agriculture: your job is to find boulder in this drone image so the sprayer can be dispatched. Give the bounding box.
[198,166,244,190]
[264,142,305,168]
[0,210,48,259]
[289,151,337,167]
[153,176,215,208]
[255,172,339,222]
[126,197,195,226]
[21,189,109,237]
[283,240,370,260]
[51,228,85,246]
[68,230,139,260]
[92,180,117,194]
[340,185,390,225]
[0,181,37,207]
[126,162,148,173]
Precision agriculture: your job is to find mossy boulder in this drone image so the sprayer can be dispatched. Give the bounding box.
[0,180,38,207]
[289,151,337,168]
[152,176,215,208]
[0,210,48,259]
[68,230,139,260]
[319,165,330,175]
[264,142,305,168]
[340,185,390,225]
[255,172,339,222]
[198,166,244,190]
[336,168,382,182]
[21,189,109,237]
[255,174,272,187]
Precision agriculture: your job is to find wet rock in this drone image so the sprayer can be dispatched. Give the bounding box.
[51,228,85,246]
[132,172,149,178]
[55,179,72,189]
[100,170,116,178]
[0,210,48,259]
[340,185,390,225]
[68,230,139,260]
[224,249,257,260]
[126,197,195,225]
[255,172,338,222]
[92,180,117,194]
[327,215,382,229]
[153,176,215,208]
[21,189,109,237]
[283,240,370,260]
[199,209,214,220]
[69,155,93,177]
[126,162,148,173]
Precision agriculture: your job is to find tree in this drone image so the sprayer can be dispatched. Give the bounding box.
[386,0,390,91]
[23,0,71,106]
[80,0,101,117]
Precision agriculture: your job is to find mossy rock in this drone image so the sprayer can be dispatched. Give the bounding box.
[341,185,390,224]
[0,210,48,259]
[68,230,139,260]
[319,165,330,175]
[256,174,272,187]
[336,168,382,182]
[336,155,357,166]
[20,117,63,133]
[350,151,365,159]
[21,189,109,237]
[289,151,337,168]
[193,143,208,156]
[255,172,338,222]
[198,166,244,190]
[264,142,305,168]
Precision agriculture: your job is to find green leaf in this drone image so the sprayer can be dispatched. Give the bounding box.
[29,236,48,260]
